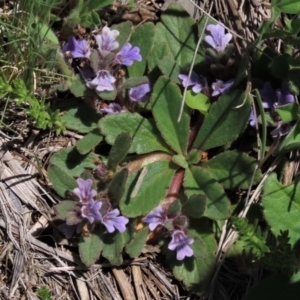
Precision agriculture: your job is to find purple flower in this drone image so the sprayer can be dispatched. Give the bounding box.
[81,199,102,224]
[168,230,194,261]
[259,82,294,109]
[73,178,97,204]
[87,70,116,92]
[249,108,257,127]
[270,121,292,138]
[142,205,168,231]
[211,79,234,96]
[178,72,206,93]
[205,24,232,52]
[102,209,129,233]
[129,83,151,102]
[95,26,119,57]
[114,43,142,66]
[64,36,91,58]
[100,103,124,114]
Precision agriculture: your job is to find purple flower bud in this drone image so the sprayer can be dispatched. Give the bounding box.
[211,79,234,96]
[87,70,116,92]
[64,36,91,58]
[73,178,97,204]
[95,26,119,57]
[168,230,194,261]
[270,121,292,138]
[249,108,257,127]
[205,24,232,52]
[102,209,129,233]
[129,83,151,102]
[100,103,124,114]
[259,82,294,109]
[178,72,206,93]
[81,200,102,224]
[114,43,142,66]
[142,205,168,231]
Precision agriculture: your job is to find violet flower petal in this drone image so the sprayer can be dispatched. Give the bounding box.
[249,108,258,127]
[129,83,151,102]
[81,200,102,224]
[73,178,97,204]
[102,209,129,233]
[64,36,91,58]
[259,82,275,109]
[178,72,205,93]
[205,24,232,52]
[115,43,142,66]
[142,205,168,231]
[168,230,194,261]
[95,26,119,57]
[100,103,124,114]
[270,122,292,138]
[211,79,234,96]
[87,70,116,92]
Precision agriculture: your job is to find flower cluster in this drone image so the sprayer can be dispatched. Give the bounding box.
[178,24,234,97]
[64,26,150,114]
[142,205,194,261]
[250,82,295,138]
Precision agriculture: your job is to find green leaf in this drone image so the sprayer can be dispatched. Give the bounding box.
[69,74,94,98]
[186,149,200,165]
[147,42,171,72]
[126,226,148,258]
[97,89,117,101]
[57,99,101,133]
[107,168,128,206]
[99,113,171,154]
[274,0,300,13]
[88,0,113,9]
[38,22,59,45]
[158,57,181,84]
[152,76,190,155]
[262,173,300,249]
[277,102,300,123]
[49,147,96,177]
[48,165,77,197]
[128,23,155,77]
[185,91,211,114]
[165,218,216,295]
[76,128,103,155]
[202,150,262,189]
[90,10,101,26]
[184,166,231,220]
[194,89,251,150]
[79,232,104,266]
[111,21,132,50]
[152,4,204,69]
[122,76,148,89]
[120,161,177,217]
[108,132,132,169]
[55,201,77,220]
[182,194,206,218]
[172,154,188,168]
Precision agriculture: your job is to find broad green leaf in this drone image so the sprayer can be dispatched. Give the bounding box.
[262,173,300,249]
[90,10,101,26]
[107,168,128,206]
[38,22,59,45]
[128,23,155,77]
[122,76,148,89]
[112,21,132,50]
[76,128,103,155]
[202,150,262,189]
[79,232,104,266]
[158,57,181,84]
[276,102,300,123]
[57,99,101,133]
[152,76,190,155]
[172,154,188,168]
[49,147,96,177]
[152,4,204,69]
[108,132,132,169]
[126,226,148,258]
[184,166,231,219]
[48,165,77,197]
[166,218,216,295]
[194,90,251,150]
[120,161,177,217]
[99,113,171,154]
[97,89,117,101]
[182,194,206,218]
[55,201,77,220]
[274,0,300,13]
[186,149,201,165]
[185,91,211,114]
[147,42,171,72]
[69,74,95,98]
